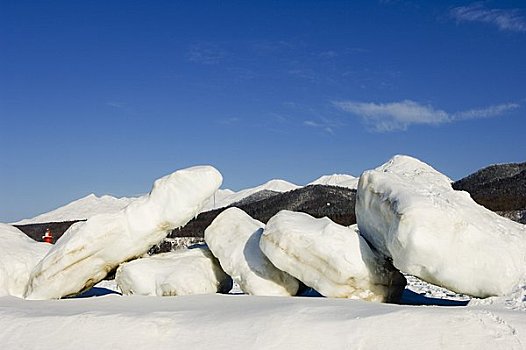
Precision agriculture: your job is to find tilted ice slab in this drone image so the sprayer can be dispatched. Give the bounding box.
[205,207,299,296]
[115,246,232,296]
[24,166,222,300]
[0,224,51,298]
[356,155,526,298]
[259,210,406,302]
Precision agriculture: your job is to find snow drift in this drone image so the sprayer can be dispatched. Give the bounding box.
[24,166,222,300]
[260,210,406,302]
[356,155,526,298]
[205,207,299,296]
[3,293,526,350]
[0,224,51,298]
[115,246,232,296]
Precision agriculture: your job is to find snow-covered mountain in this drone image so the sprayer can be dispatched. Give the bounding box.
[13,194,136,225]
[199,179,300,212]
[13,176,355,224]
[308,174,359,189]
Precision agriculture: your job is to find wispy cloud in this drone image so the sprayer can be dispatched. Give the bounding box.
[334,100,448,132]
[334,100,520,132]
[303,117,344,135]
[454,103,520,120]
[450,3,526,32]
[187,43,227,65]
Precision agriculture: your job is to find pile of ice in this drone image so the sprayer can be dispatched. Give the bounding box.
[356,155,526,298]
[116,246,232,296]
[204,207,299,296]
[0,224,51,298]
[24,166,222,300]
[260,210,406,302]
[3,154,525,307]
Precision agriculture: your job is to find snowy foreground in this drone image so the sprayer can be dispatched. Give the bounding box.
[0,289,525,350]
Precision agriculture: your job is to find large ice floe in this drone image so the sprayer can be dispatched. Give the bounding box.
[259,210,406,302]
[115,246,232,296]
[204,207,299,296]
[356,155,526,298]
[0,224,51,298]
[24,166,222,300]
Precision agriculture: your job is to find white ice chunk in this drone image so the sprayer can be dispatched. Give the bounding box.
[0,224,51,298]
[24,166,222,300]
[116,246,232,296]
[259,210,406,302]
[356,155,526,298]
[204,207,299,296]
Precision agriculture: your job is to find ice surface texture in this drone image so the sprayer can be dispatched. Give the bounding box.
[356,155,526,297]
[260,210,406,302]
[116,246,232,296]
[205,207,299,296]
[24,166,222,299]
[0,224,50,297]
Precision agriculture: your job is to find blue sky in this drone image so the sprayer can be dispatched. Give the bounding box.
[1,0,525,222]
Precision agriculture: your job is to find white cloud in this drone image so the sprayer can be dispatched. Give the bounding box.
[450,3,526,32]
[453,103,520,120]
[334,100,449,131]
[334,100,520,132]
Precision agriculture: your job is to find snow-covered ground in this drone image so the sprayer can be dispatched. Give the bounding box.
[3,263,524,349]
[0,288,524,349]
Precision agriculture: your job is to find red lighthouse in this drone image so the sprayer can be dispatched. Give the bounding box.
[42,228,54,244]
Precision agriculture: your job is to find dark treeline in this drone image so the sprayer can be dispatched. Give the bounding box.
[452,162,526,212]
[169,185,357,239]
